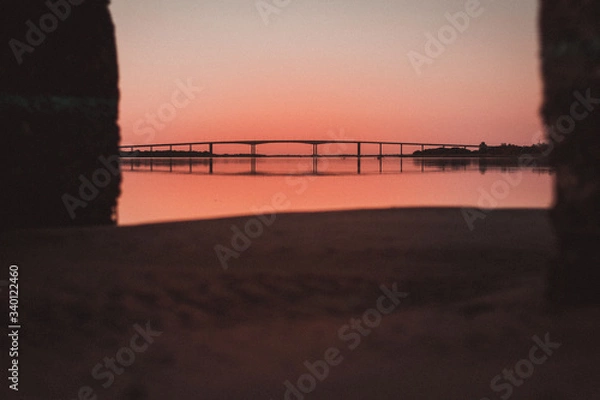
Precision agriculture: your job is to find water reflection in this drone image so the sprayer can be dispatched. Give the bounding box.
[120,156,553,176]
[118,157,554,225]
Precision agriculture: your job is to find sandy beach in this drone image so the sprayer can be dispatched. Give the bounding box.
[1,208,599,399]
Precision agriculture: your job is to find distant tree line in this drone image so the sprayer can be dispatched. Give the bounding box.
[412,142,550,157]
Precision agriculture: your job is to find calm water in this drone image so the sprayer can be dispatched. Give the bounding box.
[118,157,553,225]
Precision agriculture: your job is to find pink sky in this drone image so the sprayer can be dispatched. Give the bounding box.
[110,0,542,147]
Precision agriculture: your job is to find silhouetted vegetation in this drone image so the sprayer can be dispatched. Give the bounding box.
[412,147,473,156]
[412,143,550,159]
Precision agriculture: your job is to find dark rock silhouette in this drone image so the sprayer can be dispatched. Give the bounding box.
[540,0,600,304]
[1,0,120,228]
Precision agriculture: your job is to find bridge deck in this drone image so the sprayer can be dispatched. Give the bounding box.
[120,139,480,150]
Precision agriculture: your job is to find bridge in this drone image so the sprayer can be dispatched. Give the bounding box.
[119,140,481,175]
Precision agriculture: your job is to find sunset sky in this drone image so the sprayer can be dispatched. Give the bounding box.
[110,0,542,147]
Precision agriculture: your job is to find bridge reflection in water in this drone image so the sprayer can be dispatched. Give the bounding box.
[119,156,552,176]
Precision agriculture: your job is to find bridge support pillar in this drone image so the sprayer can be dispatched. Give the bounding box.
[209,143,214,174]
[357,142,361,174]
[250,144,257,174]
